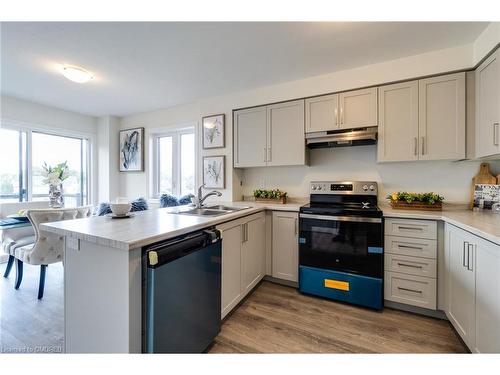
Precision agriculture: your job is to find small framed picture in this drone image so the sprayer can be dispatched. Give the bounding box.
[203,156,225,189]
[119,127,145,172]
[202,114,225,149]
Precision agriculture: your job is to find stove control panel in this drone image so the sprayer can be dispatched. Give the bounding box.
[310,181,378,196]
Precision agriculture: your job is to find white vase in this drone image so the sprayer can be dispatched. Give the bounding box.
[49,183,64,208]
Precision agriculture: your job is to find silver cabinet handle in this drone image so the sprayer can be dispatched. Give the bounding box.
[263,148,266,162]
[398,226,423,231]
[414,137,418,156]
[398,244,423,250]
[494,123,499,146]
[397,262,423,269]
[468,243,474,271]
[421,136,425,155]
[334,107,338,127]
[397,287,422,294]
[267,147,272,162]
[295,218,298,235]
[462,241,469,268]
[340,106,344,126]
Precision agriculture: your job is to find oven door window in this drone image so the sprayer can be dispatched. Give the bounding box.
[299,217,383,278]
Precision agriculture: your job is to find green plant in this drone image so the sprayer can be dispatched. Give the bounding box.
[41,161,69,185]
[387,191,444,205]
[253,189,288,200]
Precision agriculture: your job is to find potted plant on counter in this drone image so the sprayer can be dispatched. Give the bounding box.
[387,191,444,211]
[253,189,288,204]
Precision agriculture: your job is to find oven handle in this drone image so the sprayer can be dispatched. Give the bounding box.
[299,213,382,223]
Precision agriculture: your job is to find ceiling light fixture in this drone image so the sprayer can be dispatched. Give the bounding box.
[61,65,94,83]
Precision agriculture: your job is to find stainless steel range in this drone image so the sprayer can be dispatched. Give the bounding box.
[299,181,383,310]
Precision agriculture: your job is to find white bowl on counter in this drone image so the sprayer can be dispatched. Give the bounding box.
[110,203,132,216]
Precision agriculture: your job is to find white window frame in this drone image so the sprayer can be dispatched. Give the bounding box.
[0,120,94,205]
[151,127,196,198]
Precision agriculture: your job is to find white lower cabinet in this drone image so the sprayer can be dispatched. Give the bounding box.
[272,211,299,282]
[445,223,500,353]
[218,212,265,319]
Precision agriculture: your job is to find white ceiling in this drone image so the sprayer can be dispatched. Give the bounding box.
[0,22,489,117]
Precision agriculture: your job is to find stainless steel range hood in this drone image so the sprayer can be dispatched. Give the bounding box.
[306,127,378,149]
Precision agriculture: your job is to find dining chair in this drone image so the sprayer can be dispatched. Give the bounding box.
[1,201,50,277]
[10,205,92,299]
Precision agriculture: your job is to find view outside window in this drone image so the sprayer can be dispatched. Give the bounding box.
[157,129,195,197]
[31,132,88,207]
[0,128,26,202]
[180,133,195,196]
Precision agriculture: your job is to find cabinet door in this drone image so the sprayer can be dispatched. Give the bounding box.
[233,106,267,168]
[475,49,500,158]
[338,87,378,130]
[475,237,500,353]
[446,224,476,349]
[272,211,299,282]
[305,94,339,133]
[418,73,466,160]
[377,81,419,162]
[267,100,306,166]
[219,222,242,319]
[241,214,266,295]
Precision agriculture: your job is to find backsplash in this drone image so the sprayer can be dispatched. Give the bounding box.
[241,145,500,204]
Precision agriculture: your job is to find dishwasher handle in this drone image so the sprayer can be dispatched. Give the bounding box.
[146,229,221,268]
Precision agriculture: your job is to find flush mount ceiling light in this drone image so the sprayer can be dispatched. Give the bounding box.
[61,65,94,83]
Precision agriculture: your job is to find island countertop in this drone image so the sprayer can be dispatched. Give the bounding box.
[41,201,500,251]
[40,202,302,251]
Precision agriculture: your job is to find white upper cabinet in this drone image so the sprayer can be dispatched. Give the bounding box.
[233,100,306,168]
[233,106,267,168]
[338,87,378,130]
[267,100,305,167]
[378,81,419,162]
[475,48,500,158]
[305,93,339,132]
[378,72,466,162]
[418,73,466,160]
[305,88,377,133]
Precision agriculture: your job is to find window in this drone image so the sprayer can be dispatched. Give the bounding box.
[0,127,90,207]
[153,128,195,198]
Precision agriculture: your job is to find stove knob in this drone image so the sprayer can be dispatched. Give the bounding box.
[312,185,317,191]
[369,185,375,191]
[317,185,322,191]
[363,185,368,191]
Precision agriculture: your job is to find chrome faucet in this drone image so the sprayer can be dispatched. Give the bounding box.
[194,184,222,208]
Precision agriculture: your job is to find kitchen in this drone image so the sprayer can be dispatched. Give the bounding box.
[1,13,500,370]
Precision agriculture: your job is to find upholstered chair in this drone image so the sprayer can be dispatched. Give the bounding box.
[10,206,92,299]
[1,201,50,276]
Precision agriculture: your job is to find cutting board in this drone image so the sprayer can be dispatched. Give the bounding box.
[470,163,497,208]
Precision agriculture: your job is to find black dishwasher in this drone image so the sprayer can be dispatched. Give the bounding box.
[142,228,222,353]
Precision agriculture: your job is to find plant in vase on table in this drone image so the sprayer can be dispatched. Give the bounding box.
[253,189,288,204]
[41,161,70,208]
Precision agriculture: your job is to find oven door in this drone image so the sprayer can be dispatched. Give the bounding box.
[299,213,383,278]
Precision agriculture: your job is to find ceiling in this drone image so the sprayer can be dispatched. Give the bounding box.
[0,22,489,117]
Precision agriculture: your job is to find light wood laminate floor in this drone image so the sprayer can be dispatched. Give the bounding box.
[209,281,467,353]
[0,261,466,353]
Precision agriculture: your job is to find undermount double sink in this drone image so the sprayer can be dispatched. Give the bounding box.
[172,205,251,217]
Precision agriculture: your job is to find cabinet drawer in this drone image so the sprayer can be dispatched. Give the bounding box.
[385,235,437,259]
[385,253,437,278]
[384,271,437,310]
[385,218,437,239]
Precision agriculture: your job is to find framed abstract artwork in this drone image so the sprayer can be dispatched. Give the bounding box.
[202,114,225,149]
[203,156,225,189]
[119,127,144,172]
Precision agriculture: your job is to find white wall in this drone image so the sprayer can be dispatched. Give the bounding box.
[119,44,477,202]
[97,115,121,202]
[473,22,500,65]
[1,95,97,134]
[241,146,500,203]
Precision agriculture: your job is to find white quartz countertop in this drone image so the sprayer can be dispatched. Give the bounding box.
[41,200,500,251]
[41,202,301,251]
